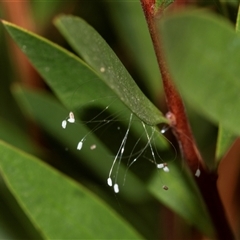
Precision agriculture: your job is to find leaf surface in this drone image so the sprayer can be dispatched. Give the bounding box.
[215,6,240,162]
[216,127,236,161]
[2,20,167,126]
[148,163,214,237]
[54,15,166,125]
[0,117,37,155]
[13,86,148,201]
[14,86,214,237]
[159,11,240,136]
[107,1,162,99]
[0,141,142,239]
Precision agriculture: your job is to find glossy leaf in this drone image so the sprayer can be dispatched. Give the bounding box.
[0,117,37,155]
[13,86,148,201]
[107,1,162,100]
[2,16,215,237]
[0,180,42,239]
[13,86,161,238]
[148,163,214,237]
[14,86,214,237]
[1,19,168,152]
[0,141,143,239]
[54,15,166,125]
[159,10,240,136]
[2,20,167,126]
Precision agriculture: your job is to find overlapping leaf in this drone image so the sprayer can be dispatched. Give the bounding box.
[2,20,167,126]
[159,10,240,137]
[14,86,214,237]
[0,141,143,239]
[54,15,167,125]
[215,6,240,162]
[1,16,215,237]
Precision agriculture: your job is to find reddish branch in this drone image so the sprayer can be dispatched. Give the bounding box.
[1,1,44,145]
[140,0,203,174]
[140,0,234,239]
[1,0,43,88]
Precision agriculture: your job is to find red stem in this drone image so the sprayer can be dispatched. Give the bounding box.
[140,0,234,239]
[140,0,202,174]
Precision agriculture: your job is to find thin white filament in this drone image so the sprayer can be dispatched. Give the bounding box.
[122,123,155,186]
[75,106,114,151]
[77,105,130,151]
[108,113,133,189]
[142,123,158,165]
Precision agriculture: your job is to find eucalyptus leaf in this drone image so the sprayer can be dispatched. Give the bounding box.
[0,178,42,239]
[0,192,34,239]
[54,15,166,125]
[14,86,214,237]
[107,1,162,100]
[159,10,240,136]
[148,162,214,237]
[1,19,168,152]
[13,85,149,201]
[0,117,38,155]
[2,20,167,126]
[0,141,143,239]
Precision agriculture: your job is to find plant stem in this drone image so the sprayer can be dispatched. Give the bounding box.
[140,0,202,174]
[140,0,234,239]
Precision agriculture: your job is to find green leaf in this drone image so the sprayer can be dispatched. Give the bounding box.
[2,17,214,236]
[0,141,143,239]
[216,126,236,161]
[0,179,42,239]
[13,85,150,201]
[0,23,25,129]
[215,6,240,163]
[31,1,64,28]
[156,0,174,9]
[148,162,215,237]
[0,191,29,239]
[14,86,162,238]
[159,10,240,136]
[2,19,167,126]
[14,86,214,237]
[107,1,162,100]
[54,15,166,125]
[236,4,240,34]
[0,117,38,155]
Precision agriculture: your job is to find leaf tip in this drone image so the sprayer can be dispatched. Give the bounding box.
[53,14,66,25]
[1,19,17,28]
[1,19,9,26]
[53,14,73,26]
